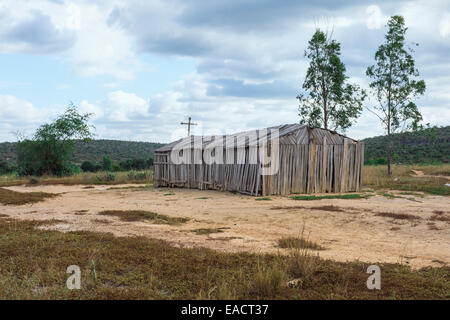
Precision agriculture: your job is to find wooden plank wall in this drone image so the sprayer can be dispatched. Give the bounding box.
[154,130,364,196]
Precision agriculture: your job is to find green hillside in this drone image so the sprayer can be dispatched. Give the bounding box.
[1,126,448,168]
[362,126,449,165]
[0,140,165,164]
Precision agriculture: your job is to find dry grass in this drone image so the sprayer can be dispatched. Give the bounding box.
[278,237,325,250]
[0,218,448,299]
[429,215,450,223]
[92,219,113,224]
[0,170,153,187]
[375,212,421,220]
[363,165,450,196]
[190,228,227,235]
[98,210,189,225]
[271,205,345,212]
[0,187,57,205]
[291,194,371,201]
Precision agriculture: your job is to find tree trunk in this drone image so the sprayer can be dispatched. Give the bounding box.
[387,60,393,176]
[387,94,392,176]
[387,126,391,176]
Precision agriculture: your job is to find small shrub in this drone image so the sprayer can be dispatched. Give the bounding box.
[278,237,324,250]
[250,262,287,297]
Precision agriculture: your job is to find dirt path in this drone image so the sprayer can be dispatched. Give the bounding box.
[410,170,450,181]
[1,185,449,269]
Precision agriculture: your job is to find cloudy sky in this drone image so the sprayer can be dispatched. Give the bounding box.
[0,0,449,143]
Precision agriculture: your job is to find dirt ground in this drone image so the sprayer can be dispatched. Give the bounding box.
[1,184,449,269]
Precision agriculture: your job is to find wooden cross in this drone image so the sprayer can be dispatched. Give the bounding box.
[180,116,197,136]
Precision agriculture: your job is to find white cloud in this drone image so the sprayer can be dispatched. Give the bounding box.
[0,0,449,143]
[0,94,57,141]
[365,5,384,30]
[440,13,450,38]
[104,90,150,121]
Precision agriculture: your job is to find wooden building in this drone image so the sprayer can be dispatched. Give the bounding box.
[154,124,364,196]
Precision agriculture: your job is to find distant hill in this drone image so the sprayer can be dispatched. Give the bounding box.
[362,126,450,164]
[1,126,449,166]
[0,139,165,164]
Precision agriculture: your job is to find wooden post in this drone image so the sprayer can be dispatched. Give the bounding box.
[308,138,316,193]
[340,138,348,192]
[322,137,327,193]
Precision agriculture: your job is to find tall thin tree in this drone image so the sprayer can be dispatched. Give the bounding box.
[366,15,426,175]
[298,29,366,132]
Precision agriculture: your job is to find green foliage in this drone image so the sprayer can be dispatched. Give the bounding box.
[297,29,366,132]
[366,15,426,174]
[16,105,93,176]
[96,173,116,182]
[81,161,96,172]
[102,155,112,171]
[127,170,150,181]
[0,160,13,175]
[363,126,449,164]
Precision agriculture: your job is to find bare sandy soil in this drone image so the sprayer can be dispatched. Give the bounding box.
[1,184,449,269]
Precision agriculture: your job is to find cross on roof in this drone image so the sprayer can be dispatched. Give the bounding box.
[180,116,198,136]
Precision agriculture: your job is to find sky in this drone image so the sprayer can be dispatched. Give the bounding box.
[0,0,449,143]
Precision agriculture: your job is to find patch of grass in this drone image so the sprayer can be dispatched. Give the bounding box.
[375,212,421,220]
[0,218,448,299]
[190,228,226,235]
[92,219,113,224]
[163,192,175,196]
[429,215,450,223]
[0,170,154,187]
[196,197,209,200]
[73,210,89,215]
[0,214,9,218]
[398,192,424,197]
[255,197,272,201]
[0,187,57,205]
[107,185,153,191]
[278,237,324,250]
[309,205,344,212]
[98,210,189,225]
[378,192,403,199]
[363,165,450,196]
[271,205,345,212]
[291,194,370,201]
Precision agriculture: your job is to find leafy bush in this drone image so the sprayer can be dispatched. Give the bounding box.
[81,161,96,172]
[96,173,116,182]
[102,155,112,171]
[16,106,93,176]
[0,160,13,175]
[127,171,149,181]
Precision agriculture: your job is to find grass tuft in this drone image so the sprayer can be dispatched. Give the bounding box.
[190,228,228,235]
[375,212,421,220]
[278,237,324,250]
[98,210,189,225]
[291,194,370,201]
[0,187,57,205]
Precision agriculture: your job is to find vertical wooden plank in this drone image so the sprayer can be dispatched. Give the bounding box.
[322,137,327,193]
[308,138,316,193]
[340,138,348,192]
